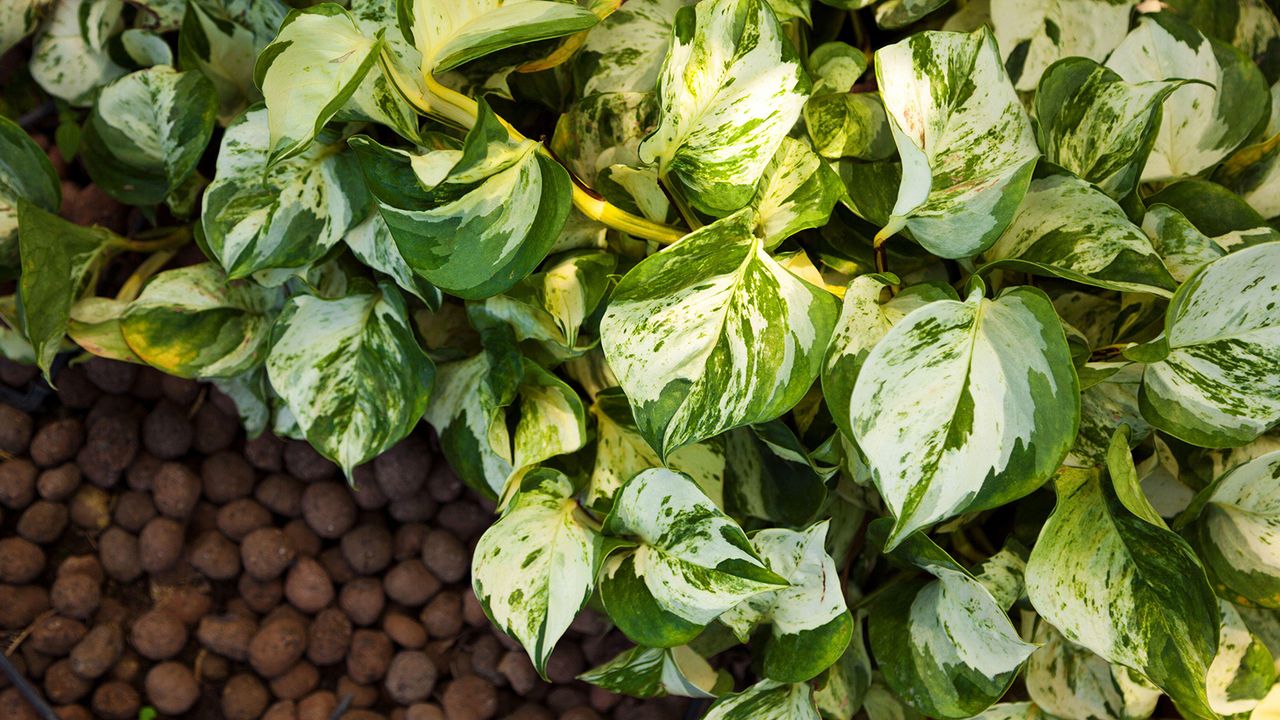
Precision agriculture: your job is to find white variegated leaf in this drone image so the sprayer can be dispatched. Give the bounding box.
[211,370,271,438]
[472,469,601,675]
[720,522,853,683]
[579,644,727,699]
[599,468,787,647]
[475,251,616,355]
[342,211,440,307]
[1025,467,1221,720]
[600,210,838,458]
[1187,451,1280,608]
[984,173,1176,295]
[1217,82,1280,220]
[120,264,283,379]
[1105,13,1269,182]
[703,680,821,720]
[1207,600,1276,715]
[813,615,874,720]
[850,286,1079,548]
[179,0,288,123]
[722,422,829,526]
[509,360,589,477]
[974,546,1028,611]
[0,0,50,55]
[991,0,1135,91]
[1025,620,1163,720]
[874,0,950,30]
[66,297,138,364]
[639,0,810,216]
[81,67,219,207]
[752,137,845,248]
[868,523,1036,719]
[265,281,434,476]
[575,0,688,96]
[588,388,725,513]
[203,107,369,281]
[29,0,125,106]
[256,5,381,164]
[804,92,895,162]
[1067,363,1150,467]
[1139,243,1280,448]
[423,353,514,497]
[875,28,1040,258]
[339,0,420,143]
[1141,204,1229,284]
[1035,58,1186,200]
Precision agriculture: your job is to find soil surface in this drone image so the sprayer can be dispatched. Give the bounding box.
[0,356,695,720]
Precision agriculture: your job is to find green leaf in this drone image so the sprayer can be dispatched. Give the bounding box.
[119,263,282,379]
[1186,451,1280,608]
[1034,58,1186,201]
[402,0,598,76]
[341,211,440,307]
[991,0,1134,91]
[599,209,838,458]
[599,468,788,647]
[720,522,853,682]
[179,0,288,123]
[849,286,1079,548]
[574,0,683,96]
[1025,467,1221,720]
[16,201,117,377]
[202,106,369,281]
[982,172,1177,295]
[350,99,571,300]
[875,28,1040,258]
[1146,177,1280,243]
[255,4,382,164]
[81,67,219,206]
[873,0,950,30]
[0,115,61,272]
[588,388,726,513]
[0,0,51,56]
[29,0,125,106]
[723,422,829,526]
[265,281,434,475]
[1216,84,1280,221]
[579,644,727,699]
[868,522,1036,719]
[472,469,601,676]
[119,28,173,67]
[639,0,811,217]
[1207,599,1277,715]
[813,616,873,720]
[1105,12,1269,182]
[752,137,845,248]
[1024,620,1163,720]
[1139,243,1280,448]
[704,680,821,720]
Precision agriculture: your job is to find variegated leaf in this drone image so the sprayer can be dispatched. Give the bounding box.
[472,469,601,676]
[509,359,589,479]
[341,211,440,307]
[638,0,810,217]
[0,0,50,55]
[1139,243,1280,448]
[703,680,821,720]
[822,277,954,441]
[120,28,173,67]
[804,92,895,162]
[81,67,218,206]
[875,28,1040,258]
[0,116,60,272]
[350,99,571,300]
[29,0,125,106]
[1186,451,1280,608]
[1207,599,1276,715]
[873,0,950,30]
[974,545,1028,611]
[723,422,828,526]
[849,285,1079,548]
[1035,58,1185,201]
[552,92,659,189]
[720,522,853,682]
[402,0,597,78]
[868,522,1036,719]
[16,202,117,377]
[1105,12,1269,182]
[813,616,873,720]
[1025,466,1221,720]
[256,4,382,164]
[67,298,140,364]
[578,644,727,699]
[1025,620,1163,720]
[600,210,838,459]
[212,370,271,438]
[265,281,434,476]
[203,106,369,281]
[340,0,420,143]
[574,0,687,96]
[991,0,1134,91]
[1146,178,1280,248]
[588,388,725,513]
[982,173,1177,295]
[179,0,288,123]
[119,264,282,379]
[423,353,513,497]
[599,468,788,647]
[752,137,845,248]
[1140,204,1229,284]
[1216,82,1280,221]
[1067,363,1150,467]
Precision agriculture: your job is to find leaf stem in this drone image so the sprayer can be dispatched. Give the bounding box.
[849,570,916,610]
[115,250,177,303]
[108,226,191,253]
[659,175,702,231]
[872,227,898,294]
[414,74,686,245]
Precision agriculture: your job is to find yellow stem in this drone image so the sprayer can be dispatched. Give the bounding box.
[115,250,177,303]
[109,227,191,254]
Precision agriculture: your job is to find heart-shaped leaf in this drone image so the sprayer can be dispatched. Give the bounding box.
[0,115,60,272]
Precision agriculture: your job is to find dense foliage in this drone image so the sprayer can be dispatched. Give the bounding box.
[2,0,1280,718]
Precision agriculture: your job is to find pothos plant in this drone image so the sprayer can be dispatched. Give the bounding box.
[3,0,1280,717]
